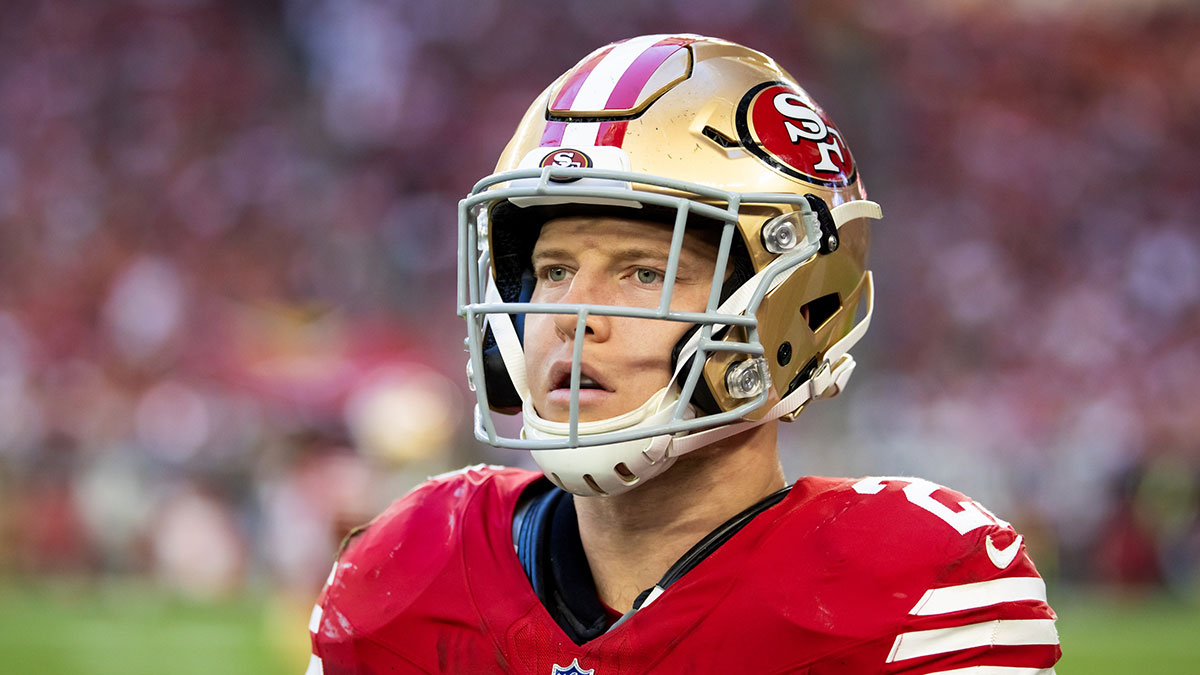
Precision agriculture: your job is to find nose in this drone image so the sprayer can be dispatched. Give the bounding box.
[551,272,612,343]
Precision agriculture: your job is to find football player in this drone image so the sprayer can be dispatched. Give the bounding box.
[308,34,1061,674]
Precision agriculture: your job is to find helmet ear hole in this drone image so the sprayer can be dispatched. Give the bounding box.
[800,293,842,332]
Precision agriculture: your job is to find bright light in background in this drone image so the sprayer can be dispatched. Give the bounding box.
[102,256,187,364]
[344,363,463,465]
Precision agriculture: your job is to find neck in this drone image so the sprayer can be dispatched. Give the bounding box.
[572,421,784,613]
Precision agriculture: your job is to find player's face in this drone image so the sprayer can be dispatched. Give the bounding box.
[524,215,721,422]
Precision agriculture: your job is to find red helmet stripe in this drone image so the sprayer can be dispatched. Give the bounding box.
[540,121,567,147]
[595,121,628,147]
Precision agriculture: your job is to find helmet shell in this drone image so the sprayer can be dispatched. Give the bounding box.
[487,34,873,418]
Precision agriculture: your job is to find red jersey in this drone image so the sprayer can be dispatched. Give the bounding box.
[308,465,1060,674]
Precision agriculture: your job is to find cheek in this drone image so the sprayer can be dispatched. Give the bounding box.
[615,318,692,368]
[622,318,676,344]
[669,283,717,313]
[522,314,554,358]
[522,313,567,389]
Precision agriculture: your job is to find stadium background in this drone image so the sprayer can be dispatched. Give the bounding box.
[0,0,1197,672]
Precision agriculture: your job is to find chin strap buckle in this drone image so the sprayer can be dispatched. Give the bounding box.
[780,355,856,422]
[641,432,674,464]
[813,354,856,400]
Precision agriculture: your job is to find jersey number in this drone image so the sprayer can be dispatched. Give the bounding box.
[852,477,1011,535]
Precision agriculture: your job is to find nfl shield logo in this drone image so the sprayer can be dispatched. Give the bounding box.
[551,658,594,675]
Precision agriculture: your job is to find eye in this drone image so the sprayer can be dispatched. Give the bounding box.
[635,268,660,284]
[546,266,568,282]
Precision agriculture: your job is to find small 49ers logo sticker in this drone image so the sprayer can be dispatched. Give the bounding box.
[540,148,592,183]
[735,81,856,187]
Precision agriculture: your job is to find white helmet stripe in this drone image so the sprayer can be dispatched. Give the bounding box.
[569,35,671,112]
[560,121,602,147]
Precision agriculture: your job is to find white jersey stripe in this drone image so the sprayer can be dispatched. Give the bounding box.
[921,662,1056,667]
[910,577,1048,616]
[308,603,324,633]
[887,619,1059,662]
[305,654,324,675]
[569,35,666,111]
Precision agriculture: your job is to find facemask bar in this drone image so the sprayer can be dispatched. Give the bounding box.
[457,164,823,450]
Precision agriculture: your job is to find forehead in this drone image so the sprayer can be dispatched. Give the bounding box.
[533,215,721,261]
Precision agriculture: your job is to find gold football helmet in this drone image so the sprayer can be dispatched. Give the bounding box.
[458,34,882,496]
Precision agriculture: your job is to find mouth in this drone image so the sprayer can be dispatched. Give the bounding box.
[548,362,614,393]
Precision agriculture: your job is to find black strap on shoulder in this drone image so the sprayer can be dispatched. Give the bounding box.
[658,484,792,590]
[610,484,793,631]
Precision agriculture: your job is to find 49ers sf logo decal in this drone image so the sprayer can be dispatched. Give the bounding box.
[735,81,856,187]
[540,148,592,183]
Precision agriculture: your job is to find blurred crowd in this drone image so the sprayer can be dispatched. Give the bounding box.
[0,0,1198,610]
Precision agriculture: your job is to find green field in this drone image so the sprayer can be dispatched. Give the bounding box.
[1053,589,1200,674]
[0,581,1197,673]
[0,581,300,675]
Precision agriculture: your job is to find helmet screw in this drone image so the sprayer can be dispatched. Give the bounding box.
[777,341,792,366]
[725,357,769,399]
[825,234,839,252]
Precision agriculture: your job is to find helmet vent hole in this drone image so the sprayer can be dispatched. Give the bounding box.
[614,463,638,484]
[583,474,608,496]
[800,293,841,332]
[701,125,739,149]
[548,473,565,490]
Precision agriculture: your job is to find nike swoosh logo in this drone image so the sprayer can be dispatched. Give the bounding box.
[986,533,1023,569]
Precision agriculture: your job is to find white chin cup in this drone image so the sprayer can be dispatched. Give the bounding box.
[522,387,694,497]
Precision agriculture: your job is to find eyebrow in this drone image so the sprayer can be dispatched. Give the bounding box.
[531,246,673,265]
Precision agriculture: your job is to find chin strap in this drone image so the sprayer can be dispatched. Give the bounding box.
[484,279,530,400]
[523,388,688,496]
